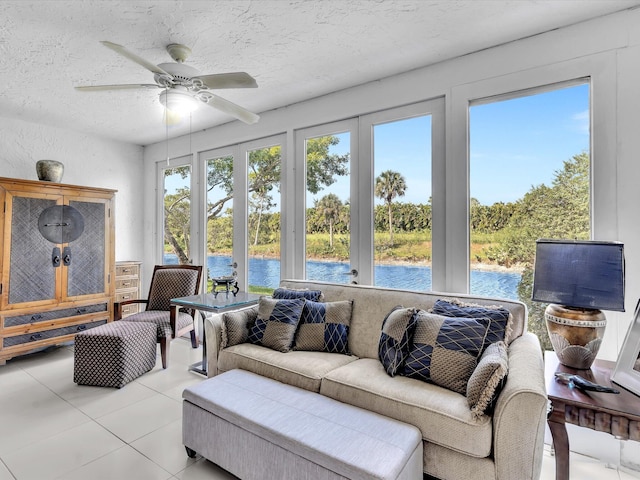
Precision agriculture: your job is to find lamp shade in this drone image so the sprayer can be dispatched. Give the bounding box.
[159,89,199,114]
[532,239,625,312]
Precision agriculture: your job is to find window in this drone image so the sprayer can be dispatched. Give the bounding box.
[295,121,355,283]
[469,81,591,350]
[162,161,192,265]
[200,136,285,294]
[373,115,432,290]
[247,144,282,293]
[204,151,235,288]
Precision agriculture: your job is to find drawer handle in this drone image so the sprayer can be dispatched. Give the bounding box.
[76,325,87,331]
[121,282,130,287]
[122,295,131,300]
[76,308,87,314]
[122,269,131,273]
[30,333,43,341]
[31,314,43,321]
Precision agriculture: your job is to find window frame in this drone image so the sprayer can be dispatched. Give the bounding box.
[448,51,616,293]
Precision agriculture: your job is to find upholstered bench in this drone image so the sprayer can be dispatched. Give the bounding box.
[74,320,157,388]
[182,369,423,480]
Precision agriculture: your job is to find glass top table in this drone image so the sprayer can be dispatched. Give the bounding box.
[171,292,261,375]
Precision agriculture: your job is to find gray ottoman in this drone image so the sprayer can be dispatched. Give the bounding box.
[182,369,423,480]
[74,320,157,388]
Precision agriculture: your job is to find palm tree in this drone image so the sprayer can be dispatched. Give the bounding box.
[316,193,343,247]
[375,170,407,244]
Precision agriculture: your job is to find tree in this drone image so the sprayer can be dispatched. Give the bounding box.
[164,136,349,262]
[315,194,343,247]
[163,166,191,264]
[306,137,349,194]
[375,170,407,244]
[505,152,590,352]
[494,152,590,266]
[248,147,280,246]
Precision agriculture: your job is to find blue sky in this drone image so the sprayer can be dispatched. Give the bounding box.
[310,82,589,207]
[470,83,589,205]
[175,82,589,210]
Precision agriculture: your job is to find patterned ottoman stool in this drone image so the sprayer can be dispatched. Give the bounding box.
[74,321,157,388]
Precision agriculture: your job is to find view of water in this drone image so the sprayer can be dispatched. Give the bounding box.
[165,254,522,300]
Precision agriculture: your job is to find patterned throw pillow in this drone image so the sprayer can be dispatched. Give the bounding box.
[247,297,305,352]
[221,305,259,348]
[467,341,509,418]
[432,299,512,347]
[378,306,419,377]
[272,287,324,302]
[293,300,353,354]
[403,311,490,395]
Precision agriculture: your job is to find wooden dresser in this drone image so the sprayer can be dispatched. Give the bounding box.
[0,177,116,363]
[115,261,142,318]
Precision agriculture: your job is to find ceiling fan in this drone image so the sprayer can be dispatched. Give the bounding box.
[75,41,260,124]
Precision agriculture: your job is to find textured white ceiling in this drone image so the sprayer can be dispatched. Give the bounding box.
[1,0,639,146]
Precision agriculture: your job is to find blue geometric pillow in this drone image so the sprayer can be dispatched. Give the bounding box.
[247,297,305,352]
[378,306,418,377]
[432,299,511,347]
[272,288,323,302]
[403,311,490,394]
[293,300,353,354]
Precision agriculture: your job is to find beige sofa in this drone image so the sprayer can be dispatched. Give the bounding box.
[204,279,547,480]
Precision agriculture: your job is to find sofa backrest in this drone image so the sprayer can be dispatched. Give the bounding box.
[280,279,528,360]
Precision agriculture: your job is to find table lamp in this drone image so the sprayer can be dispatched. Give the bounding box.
[532,239,625,369]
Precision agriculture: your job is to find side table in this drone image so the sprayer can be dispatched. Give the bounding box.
[546,352,640,480]
[171,292,261,376]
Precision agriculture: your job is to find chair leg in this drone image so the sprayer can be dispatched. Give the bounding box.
[160,337,168,369]
[190,329,199,349]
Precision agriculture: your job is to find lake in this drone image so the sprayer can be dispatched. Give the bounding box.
[165,254,522,300]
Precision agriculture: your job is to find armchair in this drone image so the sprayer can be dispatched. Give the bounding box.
[114,264,203,368]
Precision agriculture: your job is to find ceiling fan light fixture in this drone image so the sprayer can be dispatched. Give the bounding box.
[159,89,199,114]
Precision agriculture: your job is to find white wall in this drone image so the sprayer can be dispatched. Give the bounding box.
[143,8,640,472]
[0,117,145,264]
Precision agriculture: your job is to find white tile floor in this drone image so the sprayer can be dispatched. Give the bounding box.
[0,339,638,480]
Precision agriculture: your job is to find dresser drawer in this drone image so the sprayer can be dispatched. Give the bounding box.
[3,303,108,328]
[115,278,139,290]
[3,319,108,348]
[120,304,141,317]
[115,264,140,277]
[115,291,140,303]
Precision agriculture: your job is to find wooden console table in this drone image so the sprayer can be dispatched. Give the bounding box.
[546,353,640,480]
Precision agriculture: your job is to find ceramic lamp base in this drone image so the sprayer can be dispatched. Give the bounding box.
[545,304,606,369]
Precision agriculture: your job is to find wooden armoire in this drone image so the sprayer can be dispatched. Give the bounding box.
[0,177,115,363]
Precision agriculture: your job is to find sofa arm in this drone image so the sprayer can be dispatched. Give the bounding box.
[204,313,224,377]
[493,332,547,480]
[204,304,260,377]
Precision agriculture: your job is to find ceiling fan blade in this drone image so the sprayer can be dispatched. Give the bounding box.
[204,94,260,124]
[193,72,258,89]
[100,41,170,76]
[75,84,160,91]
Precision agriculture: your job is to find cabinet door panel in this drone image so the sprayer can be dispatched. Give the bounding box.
[8,195,59,305]
[66,199,106,297]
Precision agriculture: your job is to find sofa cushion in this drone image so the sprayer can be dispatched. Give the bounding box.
[378,306,418,377]
[320,358,493,458]
[221,305,259,348]
[467,341,509,418]
[247,297,305,352]
[403,311,489,395]
[272,287,324,302]
[432,298,513,345]
[294,300,353,354]
[278,280,529,358]
[218,343,358,392]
